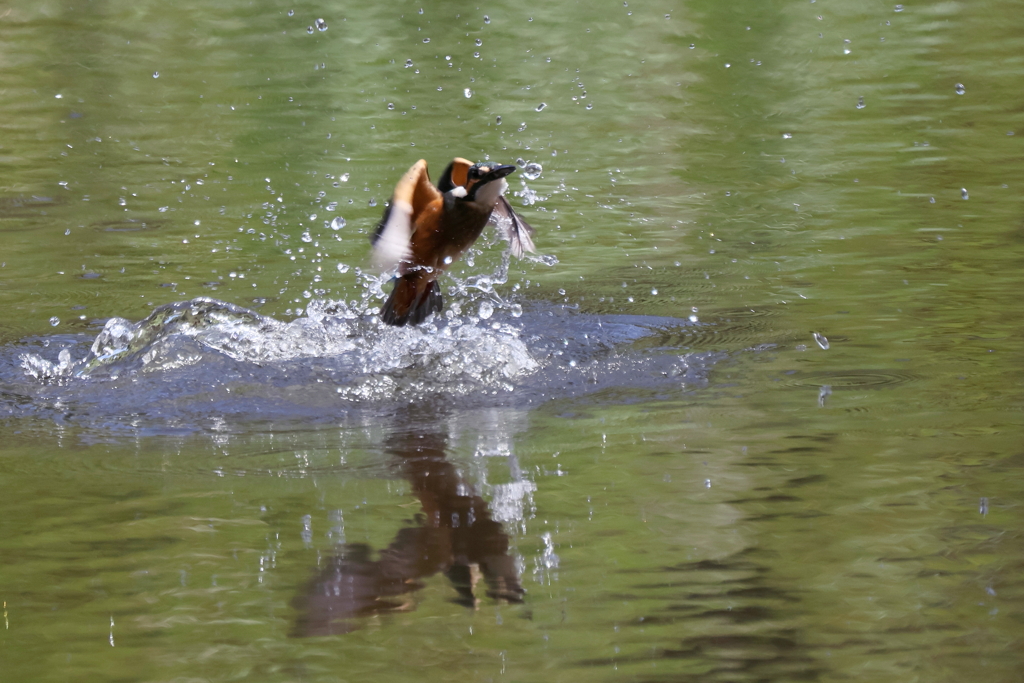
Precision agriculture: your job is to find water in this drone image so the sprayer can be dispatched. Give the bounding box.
[2,1,1023,681]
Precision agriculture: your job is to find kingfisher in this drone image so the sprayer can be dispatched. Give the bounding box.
[370,157,536,326]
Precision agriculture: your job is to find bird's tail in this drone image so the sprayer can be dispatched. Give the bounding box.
[380,275,443,326]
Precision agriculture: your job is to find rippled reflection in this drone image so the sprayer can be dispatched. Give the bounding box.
[581,551,824,682]
[292,405,525,636]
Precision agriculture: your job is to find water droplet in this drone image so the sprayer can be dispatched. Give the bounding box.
[314,18,327,31]
[418,8,424,14]
[118,197,127,206]
[405,59,413,68]
[704,479,712,489]
[326,201,338,211]
[510,303,523,318]
[475,38,482,46]
[301,231,312,243]
[689,314,699,322]
[422,37,430,43]
[49,317,60,327]
[339,172,349,182]
[813,332,830,350]
[961,188,969,200]
[369,198,377,207]
[387,102,395,110]
[586,103,593,110]
[330,216,346,230]
[495,115,502,124]
[782,132,792,139]
[522,162,542,180]
[894,4,903,11]
[558,288,566,296]
[856,96,865,109]
[929,196,935,203]
[955,83,965,95]
[473,52,480,58]
[478,300,494,319]
[651,288,658,295]
[464,88,473,98]
[517,122,527,132]
[689,43,695,49]
[307,26,314,34]
[288,9,294,16]
[152,71,159,79]
[483,15,490,24]
[535,102,547,112]
[336,262,350,273]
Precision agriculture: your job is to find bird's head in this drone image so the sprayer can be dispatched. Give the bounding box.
[439,158,516,207]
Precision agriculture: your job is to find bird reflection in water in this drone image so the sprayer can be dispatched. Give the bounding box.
[291,409,525,636]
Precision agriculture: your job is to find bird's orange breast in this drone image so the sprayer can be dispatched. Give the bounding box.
[407,200,490,272]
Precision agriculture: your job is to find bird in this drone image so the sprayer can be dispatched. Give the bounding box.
[370,157,536,326]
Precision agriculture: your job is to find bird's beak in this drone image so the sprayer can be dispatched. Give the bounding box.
[479,164,516,184]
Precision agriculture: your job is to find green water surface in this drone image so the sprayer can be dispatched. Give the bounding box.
[1,1,1022,681]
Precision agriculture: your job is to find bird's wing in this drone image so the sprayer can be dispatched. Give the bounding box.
[371,160,442,271]
[489,195,536,258]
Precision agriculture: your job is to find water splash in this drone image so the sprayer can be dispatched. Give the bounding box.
[8,249,722,434]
